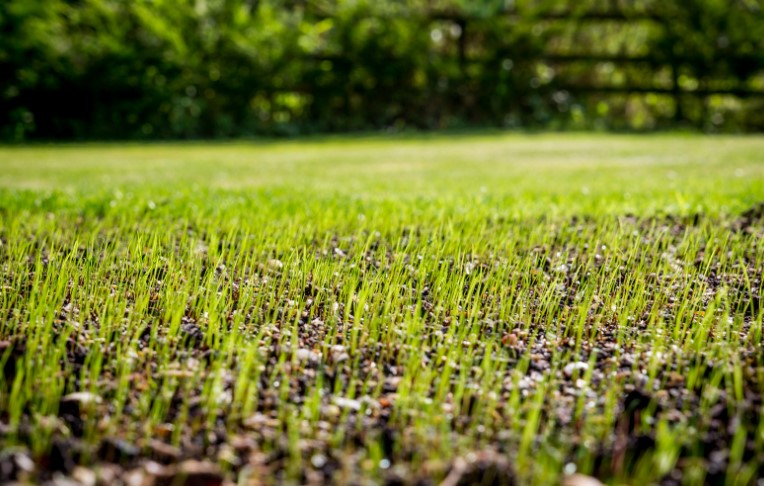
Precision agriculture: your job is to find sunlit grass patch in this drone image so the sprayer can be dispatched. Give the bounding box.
[0,133,762,484]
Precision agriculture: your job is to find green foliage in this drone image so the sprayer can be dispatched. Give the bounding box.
[1,0,764,140]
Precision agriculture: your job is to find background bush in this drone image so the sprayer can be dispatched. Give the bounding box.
[1,0,763,141]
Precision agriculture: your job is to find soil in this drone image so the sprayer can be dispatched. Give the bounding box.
[1,208,762,485]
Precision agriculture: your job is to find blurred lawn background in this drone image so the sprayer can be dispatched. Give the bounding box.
[1,134,762,217]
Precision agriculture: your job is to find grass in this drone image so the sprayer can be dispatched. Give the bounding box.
[0,133,763,485]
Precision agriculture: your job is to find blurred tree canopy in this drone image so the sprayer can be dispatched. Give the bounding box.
[1,0,763,140]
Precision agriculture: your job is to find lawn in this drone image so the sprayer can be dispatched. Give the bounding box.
[0,133,763,485]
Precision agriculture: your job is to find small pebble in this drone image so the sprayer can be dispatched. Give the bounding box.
[333,396,361,411]
[311,454,327,468]
[563,362,589,378]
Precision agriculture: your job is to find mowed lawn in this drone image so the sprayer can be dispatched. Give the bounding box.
[0,134,763,485]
